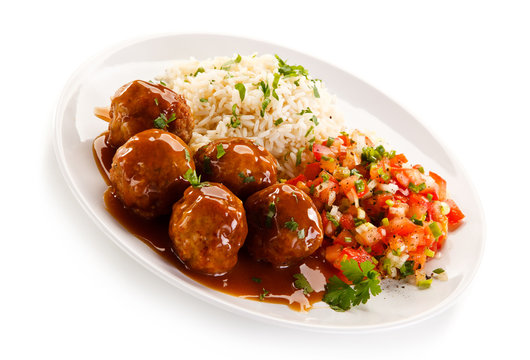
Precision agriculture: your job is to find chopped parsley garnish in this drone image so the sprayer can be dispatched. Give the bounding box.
[238,172,255,183]
[153,112,176,129]
[252,277,262,283]
[321,155,333,161]
[259,288,270,300]
[235,83,246,101]
[293,273,313,295]
[284,217,299,231]
[265,201,276,228]
[310,115,319,126]
[399,260,415,277]
[313,84,320,98]
[184,148,191,162]
[323,259,382,311]
[229,104,241,128]
[309,184,316,195]
[410,215,423,226]
[418,166,425,174]
[203,156,212,175]
[321,172,330,182]
[154,98,159,106]
[216,144,226,159]
[259,80,270,98]
[199,98,208,103]
[294,79,300,86]
[426,193,434,201]
[325,212,340,227]
[159,80,167,86]
[274,118,284,126]
[260,98,271,117]
[193,67,205,76]
[298,107,312,115]
[221,54,242,71]
[433,268,445,274]
[272,73,280,100]
[408,182,426,193]
[183,169,203,187]
[275,55,309,78]
[305,126,314,137]
[296,148,304,166]
[297,229,305,239]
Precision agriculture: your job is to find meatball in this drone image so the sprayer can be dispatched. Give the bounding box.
[194,138,277,198]
[169,183,248,275]
[107,80,194,147]
[244,184,324,267]
[109,129,194,218]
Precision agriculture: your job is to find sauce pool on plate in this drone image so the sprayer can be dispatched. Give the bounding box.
[93,132,335,311]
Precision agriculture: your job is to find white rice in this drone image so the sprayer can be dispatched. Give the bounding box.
[158,54,344,177]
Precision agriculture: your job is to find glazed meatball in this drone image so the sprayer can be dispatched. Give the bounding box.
[107,80,194,147]
[109,129,194,218]
[244,184,324,267]
[169,183,248,275]
[194,138,277,198]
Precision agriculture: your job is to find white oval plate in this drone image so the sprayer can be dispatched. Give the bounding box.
[53,34,484,332]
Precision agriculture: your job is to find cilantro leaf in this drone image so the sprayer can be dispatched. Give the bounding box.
[293,273,313,295]
[216,144,226,159]
[284,217,298,231]
[153,112,176,129]
[238,172,255,183]
[183,169,204,188]
[235,83,246,101]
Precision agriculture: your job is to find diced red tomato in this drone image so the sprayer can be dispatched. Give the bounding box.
[334,229,356,246]
[304,162,321,180]
[339,213,355,230]
[407,193,429,219]
[389,153,408,167]
[429,171,447,201]
[335,247,373,269]
[285,174,306,186]
[445,199,465,225]
[385,216,417,236]
[312,144,334,161]
[337,135,350,147]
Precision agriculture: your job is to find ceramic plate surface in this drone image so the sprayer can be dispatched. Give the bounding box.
[53,34,484,332]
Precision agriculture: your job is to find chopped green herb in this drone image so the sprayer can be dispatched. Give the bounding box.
[425,248,435,257]
[411,215,423,226]
[259,81,270,98]
[418,166,425,174]
[399,260,415,277]
[293,273,313,295]
[235,83,246,101]
[229,104,240,128]
[216,144,226,159]
[284,217,299,231]
[297,229,305,239]
[417,278,432,289]
[260,98,271,117]
[326,212,340,227]
[305,126,314,137]
[392,248,402,256]
[154,98,159,106]
[426,193,433,201]
[381,217,390,226]
[321,155,333,161]
[354,218,367,227]
[259,288,269,300]
[298,107,312,115]
[238,172,255,183]
[433,268,445,274]
[294,79,300,86]
[354,179,365,194]
[274,118,284,126]
[326,137,334,147]
[275,54,309,78]
[265,201,276,228]
[183,169,202,187]
[310,115,319,126]
[252,277,262,283]
[323,259,382,311]
[199,98,208,103]
[221,54,242,71]
[296,148,304,166]
[193,67,205,76]
[429,222,443,240]
[408,182,426,193]
[272,73,280,100]
[184,148,191,162]
[309,184,316,195]
[153,112,176,129]
[159,80,167,86]
[313,84,320,98]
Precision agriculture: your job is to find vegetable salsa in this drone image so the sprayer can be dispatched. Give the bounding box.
[286,130,465,311]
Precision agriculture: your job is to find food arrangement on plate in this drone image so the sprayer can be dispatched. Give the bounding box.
[92,54,465,312]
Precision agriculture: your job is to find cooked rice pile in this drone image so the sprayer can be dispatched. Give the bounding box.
[159,54,344,177]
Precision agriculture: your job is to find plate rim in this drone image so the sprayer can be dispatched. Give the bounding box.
[52,32,486,333]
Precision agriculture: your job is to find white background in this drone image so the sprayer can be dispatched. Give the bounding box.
[1,1,528,358]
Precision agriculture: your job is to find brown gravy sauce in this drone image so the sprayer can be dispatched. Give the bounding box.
[93,132,335,311]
